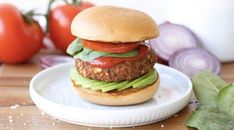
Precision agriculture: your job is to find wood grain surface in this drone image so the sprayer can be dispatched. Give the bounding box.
[0,49,234,130]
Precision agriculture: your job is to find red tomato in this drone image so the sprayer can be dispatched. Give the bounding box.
[82,39,141,53]
[89,44,150,68]
[0,4,44,64]
[49,2,94,53]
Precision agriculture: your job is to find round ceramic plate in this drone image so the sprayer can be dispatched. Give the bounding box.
[30,62,192,128]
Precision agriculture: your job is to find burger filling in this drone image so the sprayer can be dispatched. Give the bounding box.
[67,38,158,92]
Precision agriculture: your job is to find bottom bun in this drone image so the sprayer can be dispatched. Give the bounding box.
[71,76,160,106]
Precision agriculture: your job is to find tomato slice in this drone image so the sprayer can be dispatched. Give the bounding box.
[89,44,150,68]
[81,39,141,53]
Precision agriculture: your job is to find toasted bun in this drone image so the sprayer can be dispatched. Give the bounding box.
[71,77,160,106]
[71,6,159,43]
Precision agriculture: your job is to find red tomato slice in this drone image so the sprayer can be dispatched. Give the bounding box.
[88,44,150,68]
[81,39,141,53]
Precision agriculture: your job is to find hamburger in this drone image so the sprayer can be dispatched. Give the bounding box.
[67,6,160,106]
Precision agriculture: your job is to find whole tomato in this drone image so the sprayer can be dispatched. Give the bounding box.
[49,1,94,53]
[0,4,44,64]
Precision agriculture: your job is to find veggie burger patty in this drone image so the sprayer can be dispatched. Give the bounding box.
[75,50,157,82]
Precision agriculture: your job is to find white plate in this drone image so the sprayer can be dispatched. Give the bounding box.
[30,63,192,128]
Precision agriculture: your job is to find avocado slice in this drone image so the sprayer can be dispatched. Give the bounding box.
[91,82,118,91]
[117,71,152,91]
[101,81,130,92]
[83,81,107,88]
[132,71,157,88]
[70,68,157,92]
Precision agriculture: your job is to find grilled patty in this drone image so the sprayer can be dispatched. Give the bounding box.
[75,50,157,82]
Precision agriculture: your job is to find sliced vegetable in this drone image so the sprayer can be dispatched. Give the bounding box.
[117,71,151,91]
[149,22,199,61]
[132,70,156,88]
[169,48,221,78]
[186,106,234,130]
[89,45,149,68]
[82,39,141,53]
[217,84,234,116]
[101,81,130,92]
[70,68,157,92]
[40,55,73,69]
[192,71,228,107]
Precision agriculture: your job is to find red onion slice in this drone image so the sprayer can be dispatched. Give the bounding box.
[149,22,199,61]
[40,55,73,69]
[169,48,221,78]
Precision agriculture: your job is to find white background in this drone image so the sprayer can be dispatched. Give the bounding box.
[1,0,234,61]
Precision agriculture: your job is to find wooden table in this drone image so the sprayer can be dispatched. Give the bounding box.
[0,49,234,130]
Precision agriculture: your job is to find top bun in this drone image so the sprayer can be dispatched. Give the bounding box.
[71,6,159,43]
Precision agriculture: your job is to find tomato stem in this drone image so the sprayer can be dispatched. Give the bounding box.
[22,10,37,24]
[45,0,70,33]
[72,0,83,5]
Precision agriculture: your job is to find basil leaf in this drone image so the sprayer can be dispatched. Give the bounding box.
[186,106,234,130]
[192,71,228,107]
[74,48,106,61]
[66,38,83,55]
[217,84,234,117]
[74,47,138,61]
[105,50,138,57]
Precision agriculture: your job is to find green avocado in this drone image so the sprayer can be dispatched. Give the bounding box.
[91,82,118,91]
[101,81,130,92]
[70,68,158,92]
[132,70,157,88]
[117,71,151,91]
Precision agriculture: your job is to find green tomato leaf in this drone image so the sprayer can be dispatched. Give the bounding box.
[192,71,228,107]
[217,84,234,117]
[186,106,234,130]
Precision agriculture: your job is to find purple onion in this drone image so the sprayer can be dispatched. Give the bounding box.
[40,55,73,69]
[169,48,221,78]
[150,22,199,61]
